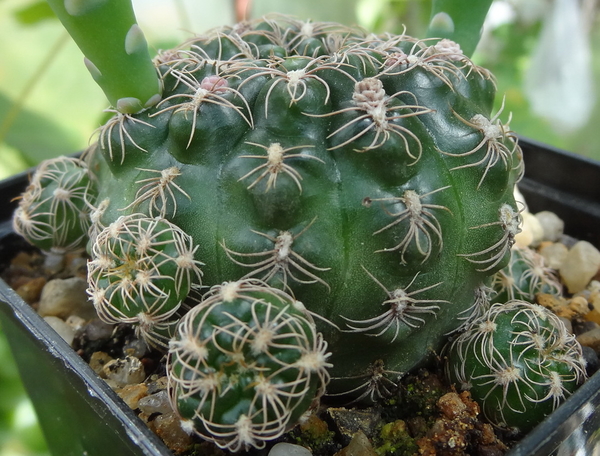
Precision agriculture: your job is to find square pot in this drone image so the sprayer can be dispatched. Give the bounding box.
[1,138,599,455]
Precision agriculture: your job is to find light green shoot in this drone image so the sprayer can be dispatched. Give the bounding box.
[45,0,161,113]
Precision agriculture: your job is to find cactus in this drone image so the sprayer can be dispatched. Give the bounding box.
[80,15,523,398]
[18,13,524,392]
[86,213,203,348]
[167,279,330,451]
[491,245,562,304]
[13,3,541,449]
[13,156,96,255]
[445,300,587,432]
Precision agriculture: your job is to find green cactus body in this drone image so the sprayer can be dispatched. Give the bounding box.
[167,279,330,451]
[83,16,523,396]
[445,300,587,432]
[13,156,96,254]
[491,246,562,304]
[87,213,203,347]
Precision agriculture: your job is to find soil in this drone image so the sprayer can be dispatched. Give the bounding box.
[1,234,598,456]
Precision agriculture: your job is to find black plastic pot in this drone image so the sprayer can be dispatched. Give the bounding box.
[1,138,600,456]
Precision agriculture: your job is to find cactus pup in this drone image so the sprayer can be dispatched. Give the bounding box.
[445,300,587,432]
[167,279,330,451]
[13,156,97,255]
[87,213,203,348]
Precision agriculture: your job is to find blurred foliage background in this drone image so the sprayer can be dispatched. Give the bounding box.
[1,0,599,454]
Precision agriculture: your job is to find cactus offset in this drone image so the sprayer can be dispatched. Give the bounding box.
[87,213,203,348]
[491,245,562,304]
[13,156,96,255]
[445,300,587,432]
[167,279,330,451]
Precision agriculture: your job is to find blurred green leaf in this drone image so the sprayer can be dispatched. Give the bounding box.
[13,1,56,25]
[0,91,79,165]
[426,0,493,57]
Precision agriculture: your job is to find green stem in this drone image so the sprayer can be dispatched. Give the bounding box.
[425,0,493,58]
[45,0,162,113]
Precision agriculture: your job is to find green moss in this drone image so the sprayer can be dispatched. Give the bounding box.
[294,414,337,453]
[398,370,445,421]
[375,420,418,456]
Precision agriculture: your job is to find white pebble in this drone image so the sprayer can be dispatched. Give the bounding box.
[513,186,528,212]
[43,316,76,346]
[38,277,95,319]
[515,211,544,248]
[268,443,312,456]
[539,242,569,270]
[560,241,600,293]
[103,356,146,388]
[138,390,172,415]
[66,315,87,331]
[535,211,564,242]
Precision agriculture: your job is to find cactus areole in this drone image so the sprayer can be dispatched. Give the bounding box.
[14,13,527,450]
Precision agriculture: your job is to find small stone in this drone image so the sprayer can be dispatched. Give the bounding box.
[15,276,46,304]
[539,242,569,270]
[588,282,600,312]
[576,327,600,352]
[146,375,169,394]
[103,356,146,388]
[84,319,115,341]
[269,442,312,456]
[66,315,87,331]
[123,338,150,358]
[117,383,148,409]
[43,316,76,345]
[569,296,590,316]
[536,293,567,314]
[560,241,600,294]
[151,412,194,454]
[138,390,172,415]
[326,407,382,445]
[558,317,573,334]
[515,211,543,248]
[37,277,95,319]
[10,251,39,270]
[334,430,377,456]
[89,351,113,378]
[573,319,599,336]
[437,392,468,420]
[535,211,564,242]
[581,346,600,374]
[585,309,600,326]
[297,413,335,450]
[540,295,591,320]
